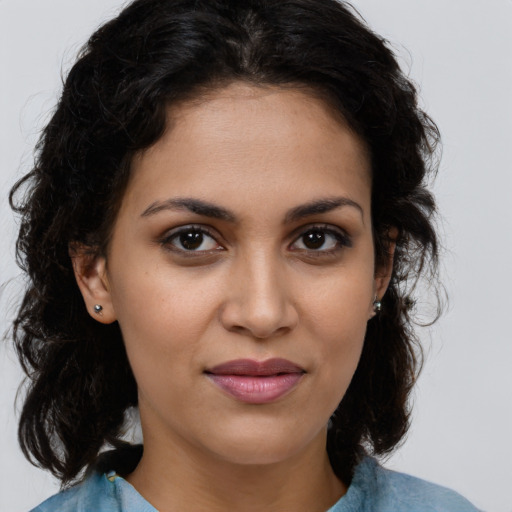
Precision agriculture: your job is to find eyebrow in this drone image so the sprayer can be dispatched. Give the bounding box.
[284,197,364,224]
[141,198,236,222]
[140,196,364,223]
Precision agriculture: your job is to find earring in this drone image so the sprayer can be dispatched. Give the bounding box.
[94,304,103,314]
[373,297,382,313]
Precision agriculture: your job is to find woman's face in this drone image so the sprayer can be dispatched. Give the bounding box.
[80,83,390,467]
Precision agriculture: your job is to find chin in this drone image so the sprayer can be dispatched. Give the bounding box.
[202,420,327,467]
[215,442,303,467]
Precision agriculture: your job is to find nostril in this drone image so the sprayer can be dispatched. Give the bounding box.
[222,319,295,341]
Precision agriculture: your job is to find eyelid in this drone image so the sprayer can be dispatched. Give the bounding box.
[159,224,225,254]
[158,223,351,257]
[288,223,352,252]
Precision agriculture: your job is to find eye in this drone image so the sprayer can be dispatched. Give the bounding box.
[161,226,223,253]
[290,225,351,253]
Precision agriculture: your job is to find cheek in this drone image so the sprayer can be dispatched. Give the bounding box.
[110,256,219,334]
[112,276,205,416]
[311,314,368,421]
[303,268,374,337]
[107,262,225,385]
[302,270,373,392]
[315,304,368,381]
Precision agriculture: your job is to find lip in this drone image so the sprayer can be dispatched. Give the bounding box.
[205,358,305,404]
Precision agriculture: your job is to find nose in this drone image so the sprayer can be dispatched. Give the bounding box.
[219,251,299,340]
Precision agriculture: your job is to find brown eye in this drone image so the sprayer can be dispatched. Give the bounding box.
[302,230,326,250]
[163,226,222,252]
[180,231,205,250]
[290,225,351,253]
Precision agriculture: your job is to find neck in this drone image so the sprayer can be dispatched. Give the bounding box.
[127,429,346,512]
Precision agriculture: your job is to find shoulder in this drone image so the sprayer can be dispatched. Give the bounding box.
[332,456,481,512]
[30,472,119,512]
[29,472,107,512]
[29,472,156,512]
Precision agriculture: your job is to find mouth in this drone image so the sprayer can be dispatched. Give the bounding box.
[205,358,305,404]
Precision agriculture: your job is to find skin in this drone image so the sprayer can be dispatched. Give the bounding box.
[73,83,394,512]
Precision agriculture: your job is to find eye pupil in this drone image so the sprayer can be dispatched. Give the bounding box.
[180,231,203,250]
[303,230,325,249]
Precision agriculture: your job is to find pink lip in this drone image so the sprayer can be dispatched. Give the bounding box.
[205,358,305,404]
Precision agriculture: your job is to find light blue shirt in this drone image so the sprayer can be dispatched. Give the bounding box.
[31,456,480,511]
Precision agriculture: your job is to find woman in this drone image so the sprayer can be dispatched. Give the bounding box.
[10,0,479,510]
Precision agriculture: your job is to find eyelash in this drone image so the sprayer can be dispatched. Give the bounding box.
[159,224,352,257]
[289,224,352,256]
[159,225,222,255]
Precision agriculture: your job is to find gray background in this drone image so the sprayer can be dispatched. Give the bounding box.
[1,1,511,510]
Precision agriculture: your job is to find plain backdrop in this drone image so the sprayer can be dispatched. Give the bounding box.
[1,1,511,511]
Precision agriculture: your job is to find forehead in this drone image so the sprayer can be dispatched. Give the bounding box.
[124,83,371,220]
[163,83,369,166]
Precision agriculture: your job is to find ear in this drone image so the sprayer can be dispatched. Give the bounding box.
[69,244,117,324]
[370,227,398,318]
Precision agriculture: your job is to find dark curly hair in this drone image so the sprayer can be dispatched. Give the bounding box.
[10,0,440,487]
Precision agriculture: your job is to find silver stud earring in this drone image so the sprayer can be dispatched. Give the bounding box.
[94,304,103,314]
[373,298,382,313]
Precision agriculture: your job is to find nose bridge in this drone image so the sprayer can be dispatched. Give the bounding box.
[245,247,282,308]
[221,244,297,339]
